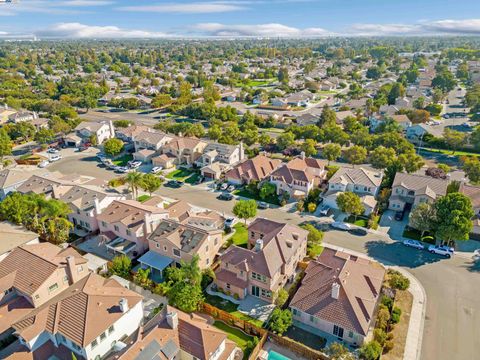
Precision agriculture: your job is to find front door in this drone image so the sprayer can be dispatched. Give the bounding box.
[251,286,260,297]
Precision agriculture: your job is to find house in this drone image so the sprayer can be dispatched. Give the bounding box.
[225,155,282,185]
[145,219,224,277]
[0,105,17,124]
[55,185,124,233]
[74,120,115,144]
[389,172,449,212]
[0,243,89,338]
[290,247,385,346]
[296,113,319,126]
[395,97,412,109]
[270,156,326,198]
[460,183,480,237]
[390,114,412,130]
[115,125,151,143]
[286,90,315,107]
[271,98,288,107]
[214,218,308,303]
[96,200,169,258]
[116,306,241,360]
[335,110,356,125]
[323,167,383,215]
[161,137,208,166]
[0,169,44,200]
[0,222,39,261]
[320,80,335,91]
[6,273,143,360]
[8,111,37,124]
[406,124,431,143]
[378,105,400,117]
[30,117,50,130]
[195,142,245,168]
[134,131,173,153]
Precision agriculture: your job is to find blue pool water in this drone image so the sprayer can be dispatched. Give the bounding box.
[268,350,291,360]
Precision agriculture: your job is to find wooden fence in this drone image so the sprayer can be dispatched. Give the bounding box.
[248,333,268,360]
[269,332,330,360]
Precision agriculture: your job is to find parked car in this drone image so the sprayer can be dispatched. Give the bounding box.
[47,148,59,154]
[428,245,454,258]
[319,204,330,216]
[348,228,367,236]
[227,185,235,192]
[330,222,352,231]
[49,154,62,162]
[217,192,234,201]
[403,239,425,250]
[394,211,405,221]
[128,161,142,169]
[224,218,235,228]
[257,201,269,209]
[115,166,130,173]
[220,183,228,191]
[151,166,163,174]
[38,160,49,168]
[165,180,184,188]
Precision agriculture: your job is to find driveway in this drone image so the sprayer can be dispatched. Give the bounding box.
[380,210,409,239]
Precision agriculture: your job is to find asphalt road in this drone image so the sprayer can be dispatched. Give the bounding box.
[47,153,480,360]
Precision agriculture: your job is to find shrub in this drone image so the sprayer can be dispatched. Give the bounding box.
[296,200,305,212]
[268,308,293,335]
[275,288,289,307]
[381,295,393,311]
[359,341,382,360]
[373,328,387,346]
[388,270,410,290]
[376,307,391,331]
[233,293,239,300]
[368,214,380,230]
[307,202,317,213]
[391,307,402,324]
[201,268,215,290]
[383,341,394,354]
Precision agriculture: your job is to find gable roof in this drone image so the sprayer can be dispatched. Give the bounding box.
[290,247,385,336]
[270,157,325,184]
[392,172,449,198]
[225,155,281,182]
[329,167,382,188]
[0,222,38,256]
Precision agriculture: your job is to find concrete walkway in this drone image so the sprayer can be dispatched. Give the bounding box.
[323,242,426,360]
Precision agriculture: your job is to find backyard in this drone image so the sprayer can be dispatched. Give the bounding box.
[213,321,255,359]
[203,293,264,327]
[230,223,248,248]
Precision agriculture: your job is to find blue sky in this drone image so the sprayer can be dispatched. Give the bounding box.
[1,0,480,38]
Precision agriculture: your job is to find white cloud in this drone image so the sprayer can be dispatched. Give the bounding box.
[424,19,480,34]
[348,23,420,36]
[35,23,169,38]
[118,2,244,14]
[192,23,331,37]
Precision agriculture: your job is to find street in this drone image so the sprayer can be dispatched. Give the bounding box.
[46,152,480,360]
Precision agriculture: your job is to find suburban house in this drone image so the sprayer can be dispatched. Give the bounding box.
[370,114,412,132]
[286,90,315,107]
[0,222,39,261]
[296,113,319,126]
[96,200,169,259]
[269,156,327,198]
[460,183,480,237]
[55,185,125,233]
[133,131,173,163]
[0,169,44,200]
[116,306,241,360]
[160,137,208,166]
[0,244,89,338]
[196,142,245,180]
[389,172,449,212]
[8,111,37,124]
[406,124,431,143]
[290,247,385,346]
[5,273,143,360]
[225,154,282,185]
[144,219,224,279]
[214,218,308,303]
[115,125,151,150]
[335,110,356,125]
[74,120,115,144]
[323,167,383,215]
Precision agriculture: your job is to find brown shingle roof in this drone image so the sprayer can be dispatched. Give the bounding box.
[392,172,449,198]
[226,155,281,182]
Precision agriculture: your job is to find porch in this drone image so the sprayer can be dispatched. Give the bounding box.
[136,251,173,283]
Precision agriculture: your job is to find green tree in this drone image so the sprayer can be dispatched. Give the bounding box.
[168,281,204,313]
[432,69,457,92]
[103,138,124,157]
[319,105,337,126]
[300,139,317,157]
[268,308,292,335]
[443,129,466,154]
[259,182,276,200]
[470,126,480,151]
[277,67,289,84]
[388,82,405,105]
[108,255,132,278]
[34,128,55,145]
[397,152,425,173]
[462,157,480,183]
[369,146,397,169]
[326,342,355,360]
[0,128,13,160]
[233,199,257,224]
[388,270,410,291]
[302,223,324,258]
[275,288,289,307]
[322,143,342,165]
[140,173,163,196]
[125,171,143,199]
[134,268,152,288]
[276,132,295,151]
[151,94,172,108]
[113,120,133,128]
[434,192,474,244]
[336,192,364,220]
[408,202,436,238]
[177,81,193,106]
[359,341,382,360]
[344,145,367,167]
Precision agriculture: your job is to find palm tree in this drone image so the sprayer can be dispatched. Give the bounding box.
[125,171,143,199]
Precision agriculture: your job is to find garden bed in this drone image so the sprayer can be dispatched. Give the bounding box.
[166,168,196,181]
[402,227,435,243]
[204,293,264,327]
[213,321,255,359]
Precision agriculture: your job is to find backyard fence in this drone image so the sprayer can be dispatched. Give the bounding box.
[248,333,268,360]
[269,332,330,360]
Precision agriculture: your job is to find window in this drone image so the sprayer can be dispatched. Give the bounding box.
[163,246,167,251]
[214,238,218,245]
[35,294,40,299]
[102,221,107,227]
[156,243,160,248]
[126,230,131,236]
[206,259,210,265]
[91,339,98,349]
[114,225,119,231]
[205,245,209,252]
[71,342,81,351]
[173,249,181,257]
[348,331,354,338]
[48,283,59,293]
[78,265,84,273]
[108,325,114,334]
[333,325,344,338]
[251,272,266,283]
[310,315,315,323]
[226,283,231,289]
[63,276,68,283]
[100,332,107,341]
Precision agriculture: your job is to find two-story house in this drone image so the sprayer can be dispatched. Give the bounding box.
[0,222,39,261]
[133,131,173,163]
[269,155,326,198]
[157,137,208,167]
[225,155,282,185]
[323,167,383,215]
[389,172,449,212]
[196,142,245,180]
[96,200,169,259]
[290,247,385,346]
[214,218,307,303]
[74,120,115,144]
[0,244,89,339]
[7,273,143,360]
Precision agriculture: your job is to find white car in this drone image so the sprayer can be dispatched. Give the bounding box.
[224,218,235,228]
[38,160,49,168]
[47,148,59,154]
[330,222,352,231]
[151,166,163,174]
[403,239,425,250]
[428,245,454,258]
[220,183,228,191]
[319,205,330,216]
[227,185,235,192]
[129,161,142,169]
[49,154,62,162]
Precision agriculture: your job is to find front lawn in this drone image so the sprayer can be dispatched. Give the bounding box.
[402,227,435,243]
[231,223,248,248]
[233,188,279,205]
[213,321,255,359]
[184,172,201,184]
[203,293,264,327]
[345,215,369,228]
[137,195,151,203]
[166,168,195,181]
[112,154,133,166]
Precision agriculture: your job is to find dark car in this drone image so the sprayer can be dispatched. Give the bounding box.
[217,192,234,201]
[394,211,405,221]
[165,180,184,188]
[348,228,368,236]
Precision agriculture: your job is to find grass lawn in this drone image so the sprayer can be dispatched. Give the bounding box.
[418,147,480,157]
[213,321,254,358]
[112,154,133,166]
[402,227,435,243]
[137,195,151,203]
[231,223,248,248]
[203,293,264,327]
[184,172,201,184]
[166,168,195,181]
[345,215,369,228]
[233,188,279,206]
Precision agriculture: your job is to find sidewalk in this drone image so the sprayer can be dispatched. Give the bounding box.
[323,242,426,360]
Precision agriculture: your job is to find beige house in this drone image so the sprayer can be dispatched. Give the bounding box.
[290,247,385,346]
[0,222,39,262]
[389,172,449,212]
[225,155,281,185]
[214,218,308,303]
[161,137,208,166]
[74,120,115,144]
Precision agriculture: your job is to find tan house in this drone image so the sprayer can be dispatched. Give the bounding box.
[96,200,169,258]
[225,155,281,185]
[0,222,39,262]
[161,137,208,166]
[116,306,241,360]
[389,172,449,212]
[214,218,308,303]
[290,247,385,346]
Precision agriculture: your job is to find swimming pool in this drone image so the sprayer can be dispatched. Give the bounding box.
[268,350,291,360]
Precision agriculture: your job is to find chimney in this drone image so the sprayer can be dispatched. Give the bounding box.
[94,197,101,215]
[255,239,264,252]
[300,151,305,160]
[66,255,80,284]
[331,282,340,300]
[108,120,115,138]
[119,298,129,313]
[167,311,178,329]
[239,141,245,161]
